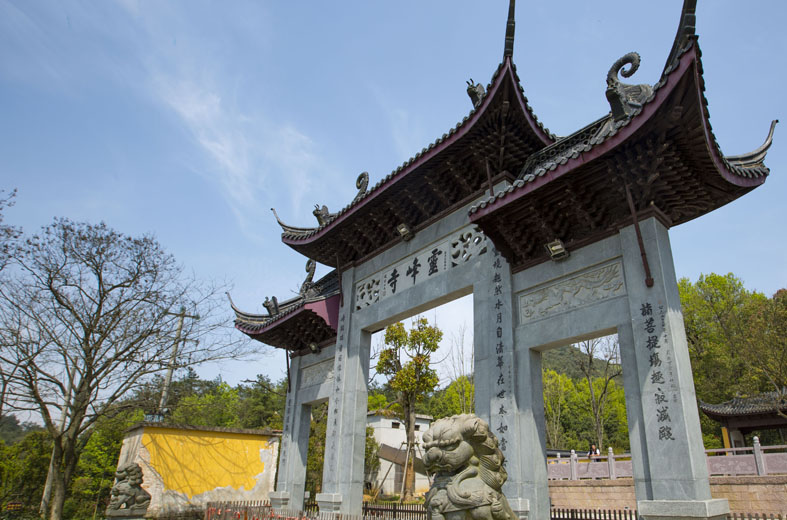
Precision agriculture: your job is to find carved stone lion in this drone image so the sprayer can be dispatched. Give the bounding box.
[106,462,151,517]
[423,414,515,520]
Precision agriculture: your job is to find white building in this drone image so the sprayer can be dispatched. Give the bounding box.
[366,411,432,497]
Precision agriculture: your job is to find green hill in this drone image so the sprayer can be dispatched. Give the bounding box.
[541,344,619,381]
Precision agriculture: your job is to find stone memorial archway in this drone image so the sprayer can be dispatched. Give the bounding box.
[232,1,776,519]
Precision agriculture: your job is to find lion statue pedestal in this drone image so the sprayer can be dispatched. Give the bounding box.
[423,414,517,520]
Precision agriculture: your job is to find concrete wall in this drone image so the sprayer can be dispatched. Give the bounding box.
[116,424,280,517]
[367,413,431,496]
[548,477,787,514]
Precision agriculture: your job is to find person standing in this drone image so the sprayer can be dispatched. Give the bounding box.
[587,443,601,462]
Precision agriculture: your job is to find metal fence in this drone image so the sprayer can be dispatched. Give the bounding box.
[728,514,785,520]
[205,502,785,520]
[362,502,427,520]
[549,508,637,520]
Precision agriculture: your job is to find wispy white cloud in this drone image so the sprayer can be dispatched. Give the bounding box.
[151,73,326,235]
[154,77,257,210]
[369,82,430,164]
[117,2,330,239]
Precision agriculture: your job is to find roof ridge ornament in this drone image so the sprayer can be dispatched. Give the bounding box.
[663,0,697,74]
[466,79,485,107]
[299,259,319,298]
[605,52,654,122]
[263,296,279,316]
[504,0,515,58]
[271,207,317,235]
[313,204,336,226]
[725,120,779,167]
[351,172,369,205]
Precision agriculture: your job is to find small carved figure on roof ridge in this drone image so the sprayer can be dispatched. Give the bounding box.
[605,52,654,122]
[352,172,369,205]
[263,296,279,316]
[466,79,485,108]
[313,204,336,227]
[299,259,319,298]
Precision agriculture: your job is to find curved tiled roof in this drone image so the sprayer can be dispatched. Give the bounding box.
[467,0,776,272]
[270,59,555,268]
[468,38,773,218]
[272,0,555,248]
[230,270,339,334]
[699,392,787,418]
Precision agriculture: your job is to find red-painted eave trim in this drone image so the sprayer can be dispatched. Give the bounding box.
[505,57,555,148]
[236,294,341,339]
[281,59,549,249]
[692,54,767,189]
[470,46,763,223]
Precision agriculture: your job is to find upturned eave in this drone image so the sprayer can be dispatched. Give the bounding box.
[277,57,555,267]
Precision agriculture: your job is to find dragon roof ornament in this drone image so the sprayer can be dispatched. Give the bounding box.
[605,52,654,122]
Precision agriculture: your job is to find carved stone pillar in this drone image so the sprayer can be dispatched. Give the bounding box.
[618,217,728,520]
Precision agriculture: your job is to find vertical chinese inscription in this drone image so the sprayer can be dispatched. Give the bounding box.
[490,249,512,460]
[640,302,678,441]
[327,312,347,471]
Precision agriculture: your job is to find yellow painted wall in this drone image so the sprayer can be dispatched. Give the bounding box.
[141,427,276,499]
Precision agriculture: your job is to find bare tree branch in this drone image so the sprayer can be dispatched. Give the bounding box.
[0,219,257,519]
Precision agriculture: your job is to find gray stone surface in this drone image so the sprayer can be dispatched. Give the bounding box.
[639,498,730,520]
[318,266,371,513]
[316,493,343,513]
[619,218,715,503]
[275,355,312,512]
[273,199,719,518]
[269,491,290,510]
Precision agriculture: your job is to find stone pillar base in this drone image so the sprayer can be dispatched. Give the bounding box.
[639,499,729,520]
[316,492,343,513]
[269,491,291,510]
[509,498,530,520]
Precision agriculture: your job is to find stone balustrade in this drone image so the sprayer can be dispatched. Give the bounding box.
[547,438,787,480]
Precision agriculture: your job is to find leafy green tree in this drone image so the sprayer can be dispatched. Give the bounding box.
[743,289,787,417]
[678,273,782,440]
[0,415,43,445]
[367,392,390,414]
[364,426,380,493]
[170,382,241,427]
[304,403,327,499]
[576,336,622,450]
[426,376,474,419]
[679,273,764,404]
[237,375,286,430]
[542,370,574,450]
[0,430,51,515]
[376,318,442,502]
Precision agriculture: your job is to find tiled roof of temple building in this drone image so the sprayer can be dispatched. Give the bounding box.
[230,260,340,352]
[270,0,555,268]
[468,0,776,271]
[699,392,787,419]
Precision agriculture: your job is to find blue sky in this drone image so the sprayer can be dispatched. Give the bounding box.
[1,0,784,386]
